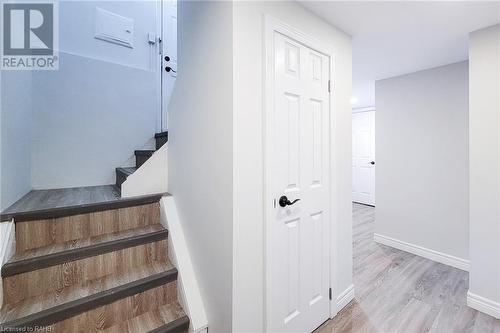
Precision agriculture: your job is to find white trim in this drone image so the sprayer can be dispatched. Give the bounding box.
[156,0,163,132]
[336,284,354,313]
[352,106,375,113]
[121,143,168,198]
[159,197,208,333]
[467,291,500,319]
[374,233,470,271]
[263,15,338,329]
[0,220,15,307]
[0,220,15,266]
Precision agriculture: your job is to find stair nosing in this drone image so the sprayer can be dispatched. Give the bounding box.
[154,131,168,139]
[135,150,155,156]
[0,269,178,329]
[148,315,190,333]
[1,193,165,222]
[1,228,168,278]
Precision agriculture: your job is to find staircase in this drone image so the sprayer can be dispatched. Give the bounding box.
[0,194,190,332]
[116,131,168,192]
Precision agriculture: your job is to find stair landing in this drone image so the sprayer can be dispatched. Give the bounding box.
[1,185,168,222]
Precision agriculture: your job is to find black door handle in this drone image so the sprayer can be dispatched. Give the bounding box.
[370,161,375,165]
[279,196,301,208]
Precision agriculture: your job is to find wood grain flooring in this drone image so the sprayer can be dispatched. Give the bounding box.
[2,185,121,215]
[51,277,178,332]
[3,225,167,277]
[315,203,500,333]
[14,202,161,251]
[3,239,168,304]
[0,262,176,325]
[102,301,188,333]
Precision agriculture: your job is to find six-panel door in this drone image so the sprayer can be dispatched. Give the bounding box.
[269,32,331,333]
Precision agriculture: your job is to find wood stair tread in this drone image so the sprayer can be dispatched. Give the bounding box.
[102,301,189,333]
[135,150,155,156]
[0,262,177,328]
[1,191,164,222]
[2,225,168,277]
[116,167,138,175]
[154,132,168,139]
[134,150,156,168]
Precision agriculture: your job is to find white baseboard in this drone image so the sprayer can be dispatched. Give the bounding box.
[467,291,500,319]
[336,284,354,312]
[374,233,470,272]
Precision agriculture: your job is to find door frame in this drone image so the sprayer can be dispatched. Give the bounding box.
[352,107,376,206]
[156,0,177,132]
[263,15,339,330]
[155,0,164,133]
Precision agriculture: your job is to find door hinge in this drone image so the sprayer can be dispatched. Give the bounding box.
[329,287,332,300]
[328,80,332,93]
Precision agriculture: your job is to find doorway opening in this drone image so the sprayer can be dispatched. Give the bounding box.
[352,107,375,206]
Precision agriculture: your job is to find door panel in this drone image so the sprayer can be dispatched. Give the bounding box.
[161,0,177,130]
[269,32,330,333]
[352,111,375,205]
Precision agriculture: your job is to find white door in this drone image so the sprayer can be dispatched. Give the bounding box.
[160,0,177,131]
[268,32,331,333]
[352,111,375,206]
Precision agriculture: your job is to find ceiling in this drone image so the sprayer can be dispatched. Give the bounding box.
[298,1,500,108]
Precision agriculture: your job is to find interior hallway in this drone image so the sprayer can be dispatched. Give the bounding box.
[316,204,500,333]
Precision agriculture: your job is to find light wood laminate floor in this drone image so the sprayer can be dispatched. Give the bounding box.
[316,203,500,333]
[1,185,120,216]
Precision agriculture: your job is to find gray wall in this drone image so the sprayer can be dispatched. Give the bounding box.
[469,25,500,307]
[167,1,233,332]
[375,61,469,261]
[1,71,33,210]
[1,1,160,196]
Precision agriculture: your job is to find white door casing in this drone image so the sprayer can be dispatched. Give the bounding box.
[265,17,333,333]
[352,110,375,206]
[160,0,177,131]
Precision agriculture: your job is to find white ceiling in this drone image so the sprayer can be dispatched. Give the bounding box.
[298,1,500,108]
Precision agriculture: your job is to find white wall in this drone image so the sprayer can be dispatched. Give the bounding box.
[31,0,160,189]
[167,1,233,332]
[375,62,469,262]
[233,2,353,331]
[167,2,351,331]
[1,71,33,210]
[468,24,500,314]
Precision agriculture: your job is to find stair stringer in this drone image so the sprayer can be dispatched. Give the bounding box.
[121,143,168,197]
[159,196,208,333]
[0,220,15,307]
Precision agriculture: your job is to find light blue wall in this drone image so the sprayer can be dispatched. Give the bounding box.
[1,71,33,210]
[31,52,157,189]
[1,1,161,205]
[29,1,160,189]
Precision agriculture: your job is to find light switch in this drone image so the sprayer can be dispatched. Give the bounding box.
[94,7,134,48]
